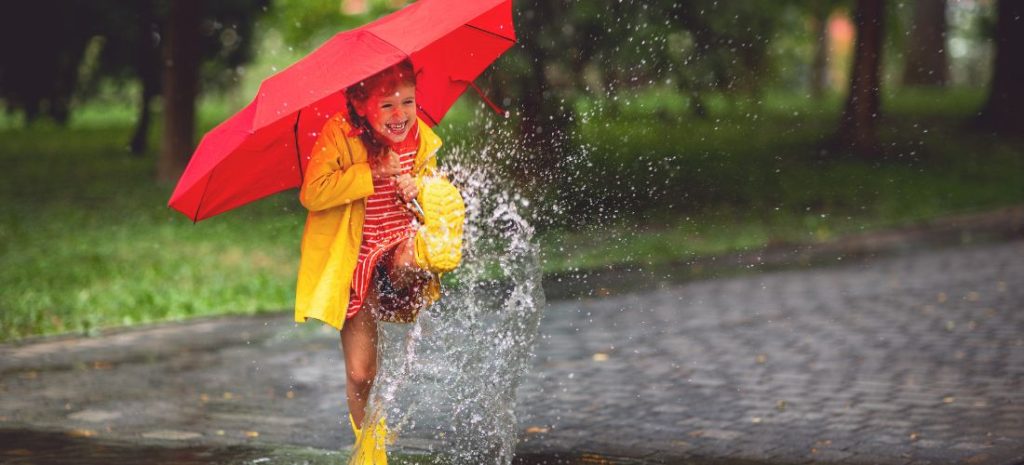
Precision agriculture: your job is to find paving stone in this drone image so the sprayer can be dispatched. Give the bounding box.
[516,240,1024,463]
[2,240,1023,464]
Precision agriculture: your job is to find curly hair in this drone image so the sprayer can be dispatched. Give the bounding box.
[345,59,416,157]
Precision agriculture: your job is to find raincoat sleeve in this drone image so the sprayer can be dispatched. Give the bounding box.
[415,152,439,191]
[300,121,374,212]
[414,131,441,190]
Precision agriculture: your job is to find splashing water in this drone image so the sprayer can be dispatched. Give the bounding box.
[353,140,546,464]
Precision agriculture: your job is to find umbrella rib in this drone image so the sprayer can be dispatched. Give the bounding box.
[463,24,515,43]
[193,165,215,223]
[293,109,304,182]
[418,105,439,126]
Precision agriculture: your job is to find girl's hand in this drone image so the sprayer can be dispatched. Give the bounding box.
[395,174,419,203]
[370,150,401,180]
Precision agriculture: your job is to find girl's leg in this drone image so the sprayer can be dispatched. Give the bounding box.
[340,303,379,428]
[389,238,428,288]
[390,238,416,270]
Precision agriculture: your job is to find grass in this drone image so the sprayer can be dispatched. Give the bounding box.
[538,87,1024,272]
[0,123,304,341]
[1,87,1022,342]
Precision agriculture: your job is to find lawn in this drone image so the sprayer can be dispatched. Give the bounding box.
[1,88,1021,341]
[538,87,1024,271]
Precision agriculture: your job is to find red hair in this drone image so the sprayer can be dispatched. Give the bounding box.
[346,60,416,155]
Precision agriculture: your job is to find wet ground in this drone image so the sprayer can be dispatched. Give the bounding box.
[0,428,636,465]
[2,209,1024,465]
[0,428,286,465]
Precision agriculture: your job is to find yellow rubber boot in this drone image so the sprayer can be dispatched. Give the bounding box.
[349,414,389,465]
[413,176,465,274]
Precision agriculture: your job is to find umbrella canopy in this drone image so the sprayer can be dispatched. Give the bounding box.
[169,0,515,222]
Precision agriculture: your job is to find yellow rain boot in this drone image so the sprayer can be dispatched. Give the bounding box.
[413,176,465,274]
[371,417,391,464]
[349,414,390,464]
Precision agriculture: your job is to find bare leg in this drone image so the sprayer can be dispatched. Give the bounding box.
[390,237,417,270]
[389,238,429,289]
[340,302,379,428]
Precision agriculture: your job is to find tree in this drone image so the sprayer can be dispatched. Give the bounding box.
[130,2,162,155]
[809,1,833,99]
[0,1,266,169]
[0,1,97,124]
[155,0,267,181]
[509,0,575,179]
[837,0,885,154]
[902,0,948,86]
[85,2,163,155]
[158,0,202,183]
[977,0,1024,135]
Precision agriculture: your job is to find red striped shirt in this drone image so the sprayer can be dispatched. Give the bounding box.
[347,125,421,318]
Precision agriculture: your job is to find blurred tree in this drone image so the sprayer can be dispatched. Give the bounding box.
[262,0,399,49]
[669,1,781,115]
[837,0,884,154]
[809,1,833,99]
[493,0,791,182]
[902,0,948,86]
[156,0,267,181]
[131,2,161,155]
[0,1,96,124]
[508,0,573,178]
[0,0,266,168]
[159,0,201,183]
[978,0,1023,135]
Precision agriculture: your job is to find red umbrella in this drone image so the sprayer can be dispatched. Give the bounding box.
[169,0,515,222]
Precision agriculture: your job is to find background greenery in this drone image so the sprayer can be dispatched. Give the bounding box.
[1,0,1021,341]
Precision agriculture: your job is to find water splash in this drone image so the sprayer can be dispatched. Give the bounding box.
[354,140,546,464]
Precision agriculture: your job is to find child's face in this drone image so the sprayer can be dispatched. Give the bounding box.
[358,83,417,144]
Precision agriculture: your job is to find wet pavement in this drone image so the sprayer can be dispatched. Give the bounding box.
[0,428,291,465]
[518,239,1024,465]
[2,223,1024,464]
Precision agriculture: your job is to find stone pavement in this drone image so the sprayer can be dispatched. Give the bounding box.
[1,239,1023,464]
[516,239,1024,465]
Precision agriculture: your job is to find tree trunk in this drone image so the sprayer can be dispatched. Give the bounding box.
[131,77,159,156]
[902,0,948,86]
[837,0,884,155]
[131,2,160,156]
[809,2,830,99]
[978,0,1024,135]
[514,0,570,182]
[158,0,201,183]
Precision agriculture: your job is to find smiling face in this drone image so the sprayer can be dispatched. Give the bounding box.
[356,83,417,144]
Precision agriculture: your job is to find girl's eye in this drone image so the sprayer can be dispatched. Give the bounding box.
[381,103,392,109]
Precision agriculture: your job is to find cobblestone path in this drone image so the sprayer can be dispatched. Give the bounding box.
[1,240,1022,465]
[516,240,1024,464]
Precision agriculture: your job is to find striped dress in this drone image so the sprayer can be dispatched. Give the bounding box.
[346,124,421,318]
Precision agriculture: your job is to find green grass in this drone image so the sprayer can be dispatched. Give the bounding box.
[539,86,1024,272]
[0,123,304,341]
[1,87,1022,342]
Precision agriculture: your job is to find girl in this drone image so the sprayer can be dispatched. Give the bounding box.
[294,60,463,464]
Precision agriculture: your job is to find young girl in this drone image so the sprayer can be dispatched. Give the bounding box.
[294,60,462,464]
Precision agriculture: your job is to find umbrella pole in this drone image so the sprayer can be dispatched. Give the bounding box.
[293,110,304,182]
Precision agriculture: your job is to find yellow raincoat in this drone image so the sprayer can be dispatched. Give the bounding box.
[295,113,441,330]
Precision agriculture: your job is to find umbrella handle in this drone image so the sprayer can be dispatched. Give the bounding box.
[408,199,426,223]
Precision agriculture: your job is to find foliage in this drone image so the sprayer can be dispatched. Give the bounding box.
[261,0,407,49]
[0,0,268,125]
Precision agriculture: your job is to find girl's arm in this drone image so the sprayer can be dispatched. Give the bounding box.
[299,122,374,212]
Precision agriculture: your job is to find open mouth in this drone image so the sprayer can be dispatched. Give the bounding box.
[385,120,408,136]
